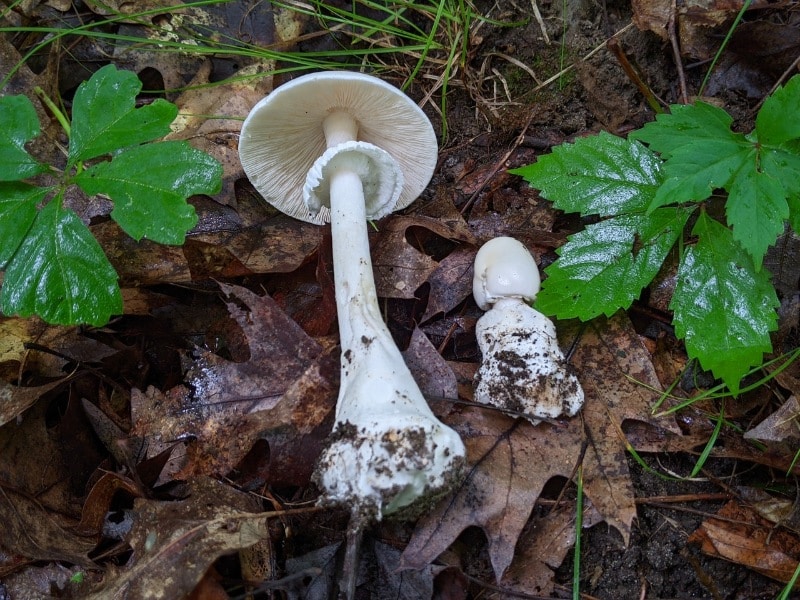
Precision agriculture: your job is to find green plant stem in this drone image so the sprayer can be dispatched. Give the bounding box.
[34,87,70,136]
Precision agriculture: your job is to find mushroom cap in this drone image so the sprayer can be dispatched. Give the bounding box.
[238,71,438,225]
[473,237,541,310]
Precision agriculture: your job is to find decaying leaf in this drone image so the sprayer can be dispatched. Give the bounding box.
[632,0,752,59]
[0,378,64,427]
[131,284,337,481]
[689,499,800,585]
[400,408,582,580]
[571,314,681,543]
[402,327,459,401]
[0,484,97,569]
[84,477,276,599]
[373,214,476,299]
[420,246,476,323]
[744,395,800,444]
[402,313,679,580]
[500,502,605,596]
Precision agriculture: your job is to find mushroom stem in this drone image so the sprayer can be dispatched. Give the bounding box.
[323,110,359,148]
[328,166,378,346]
[313,157,465,522]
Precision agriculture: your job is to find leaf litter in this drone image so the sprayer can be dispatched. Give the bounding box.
[2,0,800,597]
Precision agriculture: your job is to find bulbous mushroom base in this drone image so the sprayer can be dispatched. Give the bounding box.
[312,415,465,524]
[475,297,584,425]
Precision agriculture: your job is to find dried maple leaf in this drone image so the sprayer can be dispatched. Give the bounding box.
[401,313,679,580]
[131,284,337,481]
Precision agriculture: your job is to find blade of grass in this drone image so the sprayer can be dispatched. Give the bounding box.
[572,464,583,600]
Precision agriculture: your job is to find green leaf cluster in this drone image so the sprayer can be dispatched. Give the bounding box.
[0,65,223,326]
[510,75,800,393]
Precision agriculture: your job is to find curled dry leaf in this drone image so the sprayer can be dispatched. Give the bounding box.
[744,395,800,444]
[689,499,800,585]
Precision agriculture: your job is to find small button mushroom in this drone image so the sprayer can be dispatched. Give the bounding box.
[473,236,584,424]
[238,72,465,523]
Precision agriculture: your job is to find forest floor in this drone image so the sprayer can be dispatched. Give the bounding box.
[1,0,799,598]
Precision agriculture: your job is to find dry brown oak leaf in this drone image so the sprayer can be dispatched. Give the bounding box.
[401,313,680,580]
[131,283,337,483]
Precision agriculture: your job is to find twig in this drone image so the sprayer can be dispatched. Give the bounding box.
[607,37,666,113]
[667,0,689,103]
[530,0,550,44]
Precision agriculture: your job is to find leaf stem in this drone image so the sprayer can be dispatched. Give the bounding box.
[34,86,70,136]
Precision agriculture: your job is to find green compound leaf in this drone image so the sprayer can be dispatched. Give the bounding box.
[1,199,122,326]
[536,207,693,320]
[68,64,178,164]
[509,132,663,217]
[756,74,800,145]
[670,212,778,394]
[0,95,47,181]
[75,141,222,244]
[0,183,50,268]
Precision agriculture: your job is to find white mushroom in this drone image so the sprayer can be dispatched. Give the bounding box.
[238,72,465,522]
[473,237,584,424]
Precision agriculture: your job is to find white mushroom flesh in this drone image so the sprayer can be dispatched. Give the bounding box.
[473,237,584,424]
[310,142,465,521]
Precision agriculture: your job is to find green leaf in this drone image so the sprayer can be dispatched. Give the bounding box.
[762,147,800,232]
[670,212,778,393]
[509,132,663,216]
[68,64,177,163]
[756,74,800,145]
[74,141,222,244]
[0,95,47,181]
[1,199,122,326]
[726,156,789,269]
[631,101,744,157]
[0,183,50,268]
[632,102,751,209]
[536,207,693,320]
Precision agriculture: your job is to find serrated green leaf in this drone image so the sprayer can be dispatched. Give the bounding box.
[670,212,778,393]
[74,141,222,244]
[0,199,122,326]
[648,138,749,210]
[0,183,50,268]
[631,101,744,157]
[0,95,47,181]
[756,74,800,145]
[535,207,693,320]
[509,132,663,216]
[68,64,177,163]
[726,157,789,268]
[632,102,751,209]
[762,147,800,232]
